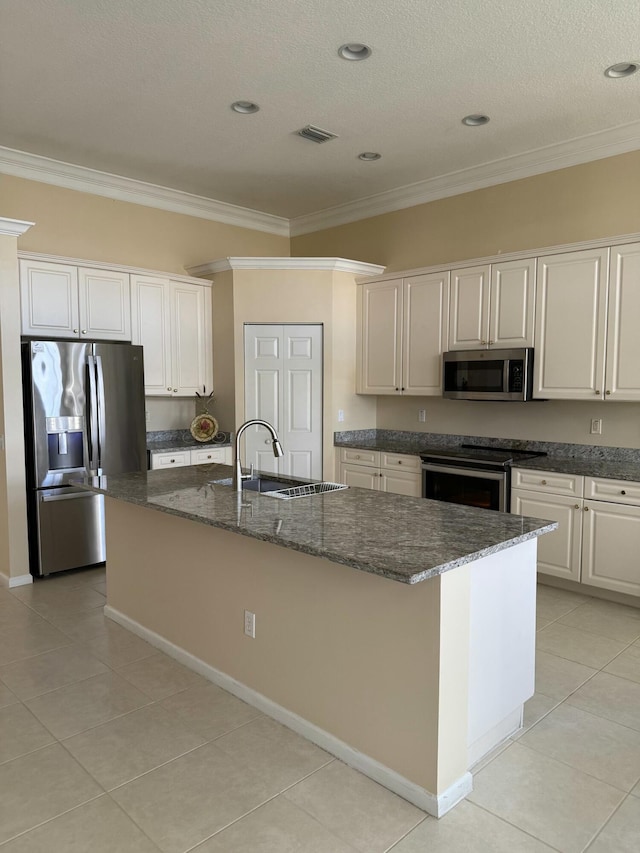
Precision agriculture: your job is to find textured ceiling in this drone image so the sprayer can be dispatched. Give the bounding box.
[1,0,639,219]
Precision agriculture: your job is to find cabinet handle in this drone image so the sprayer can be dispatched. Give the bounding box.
[621,490,626,495]
[541,479,547,485]
[481,340,486,345]
[606,390,611,395]
[81,330,87,335]
[595,390,600,395]
[173,388,178,393]
[355,454,360,459]
[398,460,402,465]
[489,340,494,345]
[167,387,172,391]
[207,454,212,459]
[379,473,383,477]
[584,506,589,511]
[73,329,79,334]
[575,504,580,509]
[401,387,405,391]
[395,387,399,392]
[170,458,175,463]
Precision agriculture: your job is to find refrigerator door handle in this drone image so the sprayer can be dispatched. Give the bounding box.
[95,355,107,471]
[87,355,100,469]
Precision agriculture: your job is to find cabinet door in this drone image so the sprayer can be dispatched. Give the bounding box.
[489,258,535,348]
[339,462,381,490]
[534,249,608,399]
[130,275,172,395]
[171,282,213,396]
[357,280,402,394]
[511,489,582,582]
[78,268,131,341]
[448,265,490,350]
[20,260,79,338]
[402,272,449,395]
[582,500,640,597]
[380,468,422,497]
[605,244,640,401]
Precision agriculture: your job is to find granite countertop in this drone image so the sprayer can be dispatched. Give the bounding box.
[76,465,554,585]
[334,431,640,483]
[148,438,232,453]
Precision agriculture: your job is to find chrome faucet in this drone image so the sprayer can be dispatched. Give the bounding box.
[233,419,284,492]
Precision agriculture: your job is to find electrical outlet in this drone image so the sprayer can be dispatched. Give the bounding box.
[244,610,256,638]
[590,418,602,435]
[418,409,426,423]
[338,409,345,422]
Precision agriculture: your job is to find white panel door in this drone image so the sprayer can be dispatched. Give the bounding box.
[78,268,131,341]
[130,275,172,395]
[490,258,536,348]
[605,244,640,401]
[358,280,402,394]
[448,265,490,350]
[20,260,79,338]
[244,325,323,479]
[533,249,608,399]
[402,272,450,395]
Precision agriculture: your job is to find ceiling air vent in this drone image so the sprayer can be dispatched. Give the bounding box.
[297,125,339,143]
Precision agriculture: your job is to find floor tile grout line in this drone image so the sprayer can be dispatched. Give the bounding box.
[527,692,640,743]
[581,791,634,852]
[0,791,106,848]
[466,799,567,853]
[384,815,431,851]
[174,757,340,853]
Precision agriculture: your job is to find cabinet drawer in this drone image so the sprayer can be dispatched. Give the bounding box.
[512,468,584,497]
[381,452,421,473]
[585,477,640,507]
[339,448,380,466]
[150,451,190,470]
[191,447,231,465]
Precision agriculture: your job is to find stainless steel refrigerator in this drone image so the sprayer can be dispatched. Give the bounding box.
[22,340,146,577]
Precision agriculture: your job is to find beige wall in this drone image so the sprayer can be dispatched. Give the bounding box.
[213,267,377,477]
[0,233,30,581]
[106,497,470,796]
[292,151,640,447]
[291,150,640,272]
[378,397,640,449]
[3,175,289,274]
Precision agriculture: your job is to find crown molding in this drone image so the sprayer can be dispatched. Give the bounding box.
[186,256,386,276]
[0,217,35,237]
[0,146,290,238]
[289,119,640,236]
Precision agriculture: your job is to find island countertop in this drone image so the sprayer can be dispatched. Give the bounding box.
[78,465,555,584]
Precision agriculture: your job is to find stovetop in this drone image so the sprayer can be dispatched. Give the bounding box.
[421,444,548,468]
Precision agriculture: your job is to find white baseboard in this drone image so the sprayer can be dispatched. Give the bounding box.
[468,706,523,768]
[104,604,472,817]
[0,571,33,588]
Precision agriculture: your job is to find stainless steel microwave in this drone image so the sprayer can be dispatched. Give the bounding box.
[443,348,534,401]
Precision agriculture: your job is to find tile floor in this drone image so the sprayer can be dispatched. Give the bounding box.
[1,574,640,852]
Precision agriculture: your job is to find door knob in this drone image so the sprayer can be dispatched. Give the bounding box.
[575,504,580,509]
[81,330,87,335]
[73,329,79,334]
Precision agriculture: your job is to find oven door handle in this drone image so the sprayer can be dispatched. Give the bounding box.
[421,462,506,481]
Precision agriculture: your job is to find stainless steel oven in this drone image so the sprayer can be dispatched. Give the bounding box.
[421,445,546,512]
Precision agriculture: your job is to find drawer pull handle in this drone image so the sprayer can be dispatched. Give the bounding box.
[595,390,600,395]
[575,504,580,509]
[207,455,212,459]
[584,506,589,511]
[541,479,547,485]
[170,458,175,463]
[356,454,360,459]
[606,390,611,395]
[621,490,626,495]
[398,460,402,465]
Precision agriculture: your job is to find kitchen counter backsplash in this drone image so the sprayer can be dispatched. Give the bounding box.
[334,429,640,464]
[147,429,231,451]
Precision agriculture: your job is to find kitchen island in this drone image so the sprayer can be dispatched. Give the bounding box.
[80,465,554,817]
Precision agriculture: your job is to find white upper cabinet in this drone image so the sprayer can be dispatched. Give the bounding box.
[604,243,640,401]
[358,273,449,395]
[533,247,616,400]
[20,259,131,340]
[449,260,535,350]
[131,275,212,397]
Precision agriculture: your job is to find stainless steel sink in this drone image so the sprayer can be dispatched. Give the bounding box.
[209,476,348,499]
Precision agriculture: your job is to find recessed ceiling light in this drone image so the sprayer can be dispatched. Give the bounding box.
[358,152,382,161]
[604,62,639,78]
[231,101,260,114]
[462,114,490,126]
[338,43,372,61]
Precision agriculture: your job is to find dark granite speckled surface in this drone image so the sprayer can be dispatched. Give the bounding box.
[76,464,554,585]
[147,429,231,454]
[334,430,640,480]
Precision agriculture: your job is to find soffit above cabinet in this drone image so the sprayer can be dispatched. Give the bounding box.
[187,257,386,277]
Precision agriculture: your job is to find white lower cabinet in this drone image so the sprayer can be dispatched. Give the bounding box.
[512,468,640,597]
[150,446,231,470]
[337,448,422,497]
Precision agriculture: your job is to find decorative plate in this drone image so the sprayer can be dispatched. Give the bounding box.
[190,413,219,442]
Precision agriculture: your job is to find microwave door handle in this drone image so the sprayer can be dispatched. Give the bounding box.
[503,359,510,393]
[95,355,106,473]
[86,355,99,471]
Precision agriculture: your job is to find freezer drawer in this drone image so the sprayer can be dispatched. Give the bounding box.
[34,487,105,575]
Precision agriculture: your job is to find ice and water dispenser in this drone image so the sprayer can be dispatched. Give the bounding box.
[45,416,85,472]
